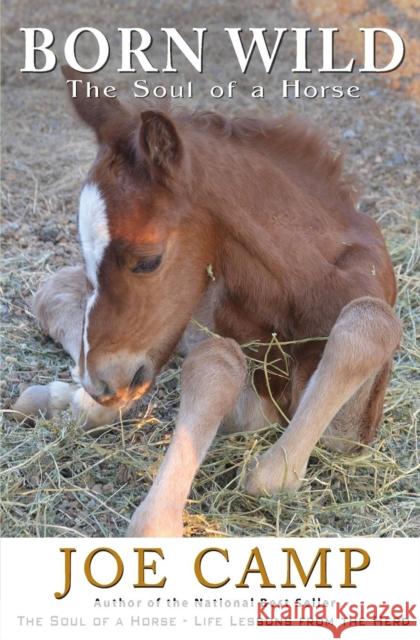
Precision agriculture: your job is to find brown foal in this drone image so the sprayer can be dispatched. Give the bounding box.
[18,66,401,536]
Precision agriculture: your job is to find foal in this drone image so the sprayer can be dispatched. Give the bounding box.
[19,66,401,536]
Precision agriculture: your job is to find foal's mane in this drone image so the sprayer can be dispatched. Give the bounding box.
[175,109,355,201]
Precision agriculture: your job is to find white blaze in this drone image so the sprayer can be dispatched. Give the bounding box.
[78,183,110,375]
[79,183,109,287]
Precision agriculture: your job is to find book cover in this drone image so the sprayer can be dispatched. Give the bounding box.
[1,1,419,638]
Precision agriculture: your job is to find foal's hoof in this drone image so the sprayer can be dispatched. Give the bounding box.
[127,504,183,537]
[244,451,307,497]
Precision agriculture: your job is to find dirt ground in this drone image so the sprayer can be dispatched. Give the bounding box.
[1,0,419,537]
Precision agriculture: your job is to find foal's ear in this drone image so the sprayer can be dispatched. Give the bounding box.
[61,65,129,145]
[139,110,183,179]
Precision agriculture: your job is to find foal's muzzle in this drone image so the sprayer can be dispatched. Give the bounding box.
[81,357,154,408]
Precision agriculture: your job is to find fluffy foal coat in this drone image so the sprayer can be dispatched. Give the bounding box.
[14,66,401,536]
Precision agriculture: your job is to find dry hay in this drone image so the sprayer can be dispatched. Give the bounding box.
[1,220,419,537]
[1,0,419,539]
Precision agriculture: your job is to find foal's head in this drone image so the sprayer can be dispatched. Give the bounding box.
[63,67,214,407]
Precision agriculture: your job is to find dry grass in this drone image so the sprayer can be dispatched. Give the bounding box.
[1,219,419,537]
[1,0,419,538]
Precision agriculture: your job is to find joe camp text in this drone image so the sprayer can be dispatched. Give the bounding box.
[55,546,371,599]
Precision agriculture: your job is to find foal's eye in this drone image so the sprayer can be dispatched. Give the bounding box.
[131,255,162,273]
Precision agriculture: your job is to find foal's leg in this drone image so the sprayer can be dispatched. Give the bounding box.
[127,337,246,536]
[32,265,87,362]
[220,384,279,434]
[14,266,121,428]
[245,297,401,495]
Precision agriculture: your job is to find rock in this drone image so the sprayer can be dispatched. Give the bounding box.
[38,225,59,242]
[2,222,19,239]
[343,128,356,139]
[387,152,406,167]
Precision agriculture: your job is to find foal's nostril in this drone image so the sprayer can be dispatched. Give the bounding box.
[130,365,146,389]
[100,380,113,397]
